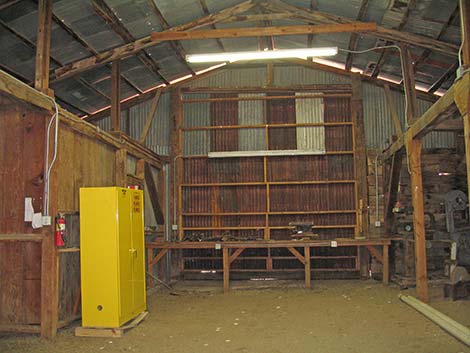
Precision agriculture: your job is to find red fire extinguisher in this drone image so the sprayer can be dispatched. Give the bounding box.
[55,215,66,247]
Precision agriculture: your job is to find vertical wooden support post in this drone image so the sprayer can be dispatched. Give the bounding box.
[304,246,311,289]
[408,139,428,300]
[147,248,154,288]
[401,43,428,301]
[111,60,121,132]
[383,244,389,285]
[41,233,58,338]
[115,149,127,187]
[459,0,470,215]
[266,63,274,86]
[351,73,368,238]
[35,0,53,95]
[223,247,230,293]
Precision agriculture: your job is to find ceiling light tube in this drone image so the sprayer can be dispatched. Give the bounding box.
[186,47,338,63]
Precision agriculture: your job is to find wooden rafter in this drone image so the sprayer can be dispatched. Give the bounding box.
[220,13,301,23]
[306,0,318,51]
[110,60,121,132]
[413,5,460,71]
[428,62,459,93]
[92,0,169,85]
[370,0,417,79]
[145,0,195,75]
[344,0,369,71]
[197,0,225,51]
[48,8,143,94]
[150,23,377,41]
[51,0,256,83]
[264,0,457,56]
[0,0,20,11]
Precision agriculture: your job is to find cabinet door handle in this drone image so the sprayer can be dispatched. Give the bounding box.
[129,248,137,257]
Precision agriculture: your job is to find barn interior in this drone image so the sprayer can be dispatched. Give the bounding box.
[0,0,470,352]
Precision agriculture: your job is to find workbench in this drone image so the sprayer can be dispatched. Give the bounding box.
[146,239,391,292]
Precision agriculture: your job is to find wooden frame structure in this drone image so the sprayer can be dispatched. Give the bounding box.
[147,239,391,292]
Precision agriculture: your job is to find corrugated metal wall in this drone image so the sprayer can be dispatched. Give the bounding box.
[96,92,171,156]
[186,65,454,150]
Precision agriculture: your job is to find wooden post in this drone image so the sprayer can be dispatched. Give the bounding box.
[304,246,311,289]
[175,89,184,240]
[459,0,470,215]
[408,139,428,301]
[383,244,389,285]
[139,90,162,144]
[111,60,121,132]
[115,149,127,187]
[401,43,428,302]
[35,0,53,95]
[351,73,368,238]
[384,152,403,235]
[40,232,58,338]
[223,247,229,293]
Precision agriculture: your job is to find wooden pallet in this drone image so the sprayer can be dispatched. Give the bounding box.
[75,311,148,338]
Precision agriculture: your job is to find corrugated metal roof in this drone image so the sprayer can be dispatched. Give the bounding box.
[0,0,462,117]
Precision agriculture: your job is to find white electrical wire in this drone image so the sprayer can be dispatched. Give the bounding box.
[339,45,412,174]
[43,95,59,216]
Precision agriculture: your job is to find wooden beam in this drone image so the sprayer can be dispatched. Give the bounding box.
[382,76,465,160]
[402,41,428,303]
[344,0,369,71]
[428,62,459,94]
[110,60,121,132]
[197,0,225,51]
[144,162,165,224]
[229,247,245,264]
[351,74,369,237]
[40,234,58,338]
[150,23,377,41]
[265,0,458,56]
[287,247,306,264]
[408,139,428,302]
[223,247,229,293]
[401,44,419,123]
[461,0,470,67]
[366,245,383,263]
[383,84,403,136]
[304,246,311,289]
[221,13,302,23]
[92,0,169,85]
[115,149,127,187]
[139,90,162,144]
[52,0,256,81]
[34,0,53,95]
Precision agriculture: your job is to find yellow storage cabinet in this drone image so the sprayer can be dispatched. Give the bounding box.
[79,187,146,328]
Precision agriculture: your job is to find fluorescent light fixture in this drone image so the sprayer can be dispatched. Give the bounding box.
[208,150,326,158]
[186,47,338,63]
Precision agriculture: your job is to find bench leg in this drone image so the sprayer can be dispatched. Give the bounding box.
[305,246,311,289]
[223,247,230,293]
[383,244,389,285]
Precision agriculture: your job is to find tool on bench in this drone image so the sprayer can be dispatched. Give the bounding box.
[289,222,319,240]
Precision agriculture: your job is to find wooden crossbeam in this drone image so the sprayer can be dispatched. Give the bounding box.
[383,84,403,136]
[139,90,162,144]
[150,23,377,41]
[265,0,458,56]
[428,62,459,94]
[150,248,169,266]
[144,162,165,224]
[110,60,121,132]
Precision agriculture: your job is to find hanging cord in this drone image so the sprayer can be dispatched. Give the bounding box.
[338,45,412,174]
[43,96,59,216]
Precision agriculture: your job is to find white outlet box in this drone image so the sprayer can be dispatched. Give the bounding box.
[215,243,221,250]
[171,224,178,231]
[42,216,52,226]
[331,241,337,248]
[375,221,381,227]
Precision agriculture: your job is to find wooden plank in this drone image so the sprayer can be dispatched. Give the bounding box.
[408,139,428,302]
[344,0,369,71]
[304,246,311,289]
[150,23,377,41]
[34,0,53,95]
[110,60,121,132]
[366,245,383,263]
[139,90,162,144]
[286,247,305,264]
[351,74,368,237]
[401,44,418,123]
[75,311,148,337]
[144,162,165,224]
[115,149,127,187]
[52,0,256,81]
[149,248,168,266]
[0,324,41,334]
[40,232,58,338]
[229,248,245,264]
[383,84,402,136]
[223,247,229,293]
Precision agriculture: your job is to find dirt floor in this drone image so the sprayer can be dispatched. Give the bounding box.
[1,280,469,353]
